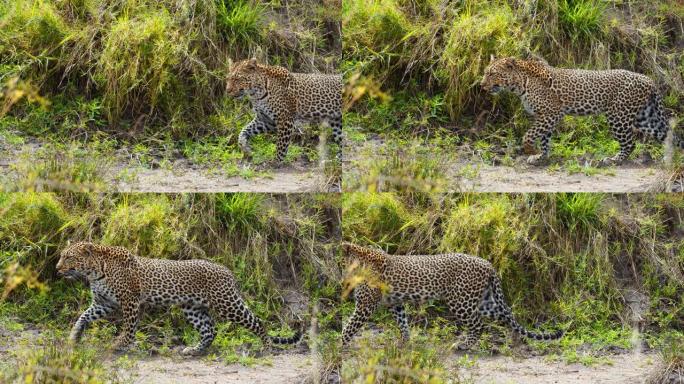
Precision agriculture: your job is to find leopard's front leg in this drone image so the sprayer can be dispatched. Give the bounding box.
[69,302,115,343]
[341,284,381,346]
[275,115,295,164]
[112,298,140,352]
[238,117,275,159]
[523,112,562,165]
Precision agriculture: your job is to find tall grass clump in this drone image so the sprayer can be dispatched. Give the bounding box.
[440,5,528,118]
[557,0,606,43]
[0,1,71,67]
[101,194,186,259]
[342,192,415,251]
[96,12,187,123]
[439,195,529,277]
[0,193,70,249]
[216,0,266,52]
[215,193,265,236]
[2,336,122,384]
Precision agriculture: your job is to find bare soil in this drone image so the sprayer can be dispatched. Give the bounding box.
[112,159,329,193]
[450,162,665,193]
[0,136,335,192]
[458,352,657,384]
[1,324,669,384]
[0,323,312,384]
[120,353,312,384]
[344,138,675,192]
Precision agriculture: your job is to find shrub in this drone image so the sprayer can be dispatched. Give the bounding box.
[101,195,185,258]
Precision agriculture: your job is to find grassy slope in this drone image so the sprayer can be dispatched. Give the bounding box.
[0,0,341,190]
[343,0,684,190]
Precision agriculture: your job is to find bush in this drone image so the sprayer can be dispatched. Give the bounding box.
[101,195,186,258]
[0,193,70,248]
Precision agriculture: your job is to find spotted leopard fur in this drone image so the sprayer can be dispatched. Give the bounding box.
[225,58,342,164]
[340,242,563,349]
[57,242,301,355]
[481,56,683,165]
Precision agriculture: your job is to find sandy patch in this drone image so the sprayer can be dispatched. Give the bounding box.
[344,138,675,192]
[122,353,312,384]
[0,135,337,192]
[458,352,656,384]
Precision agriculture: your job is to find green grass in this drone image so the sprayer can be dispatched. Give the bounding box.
[2,330,125,384]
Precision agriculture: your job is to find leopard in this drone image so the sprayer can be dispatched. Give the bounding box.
[225,58,342,164]
[480,55,683,166]
[56,242,301,355]
[340,242,563,350]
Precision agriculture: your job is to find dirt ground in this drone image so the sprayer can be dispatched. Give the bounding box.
[0,324,313,384]
[0,136,335,192]
[1,324,668,384]
[344,138,677,192]
[120,353,312,384]
[450,162,665,193]
[112,159,329,193]
[458,352,657,384]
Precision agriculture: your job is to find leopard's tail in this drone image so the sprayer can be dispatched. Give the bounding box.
[485,274,563,341]
[342,242,387,271]
[269,330,303,345]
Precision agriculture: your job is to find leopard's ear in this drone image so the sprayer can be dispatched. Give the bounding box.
[490,54,496,62]
[505,58,517,69]
[81,242,95,257]
[246,57,258,69]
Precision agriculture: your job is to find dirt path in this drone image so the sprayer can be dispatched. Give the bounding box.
[121,353,312,384]
[450,162,664,192]
[0,322,313,384]
[1,323,667,384]
[0,135,335,192]
[344,138,674,192]
[112,159,329,193]
[458,352,657,384]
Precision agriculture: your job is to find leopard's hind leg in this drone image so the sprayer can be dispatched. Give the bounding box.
[603,112,636,165]
[180,305,216,356]
[447,296,483,350]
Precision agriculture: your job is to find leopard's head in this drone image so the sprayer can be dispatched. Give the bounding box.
[57,241,100,280]
[480,56,552,95]
[225,58,263,99]
[226,58,291,99]
[481,57,523,95]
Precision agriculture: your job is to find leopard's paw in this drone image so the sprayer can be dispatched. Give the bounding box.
[598,155,623,167]
[181,346,205,356]
[526,154,547,165]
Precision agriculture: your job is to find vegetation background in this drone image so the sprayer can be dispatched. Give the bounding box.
[1,192,682,383]
[0,0,341,189]
[343,0,684,190]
